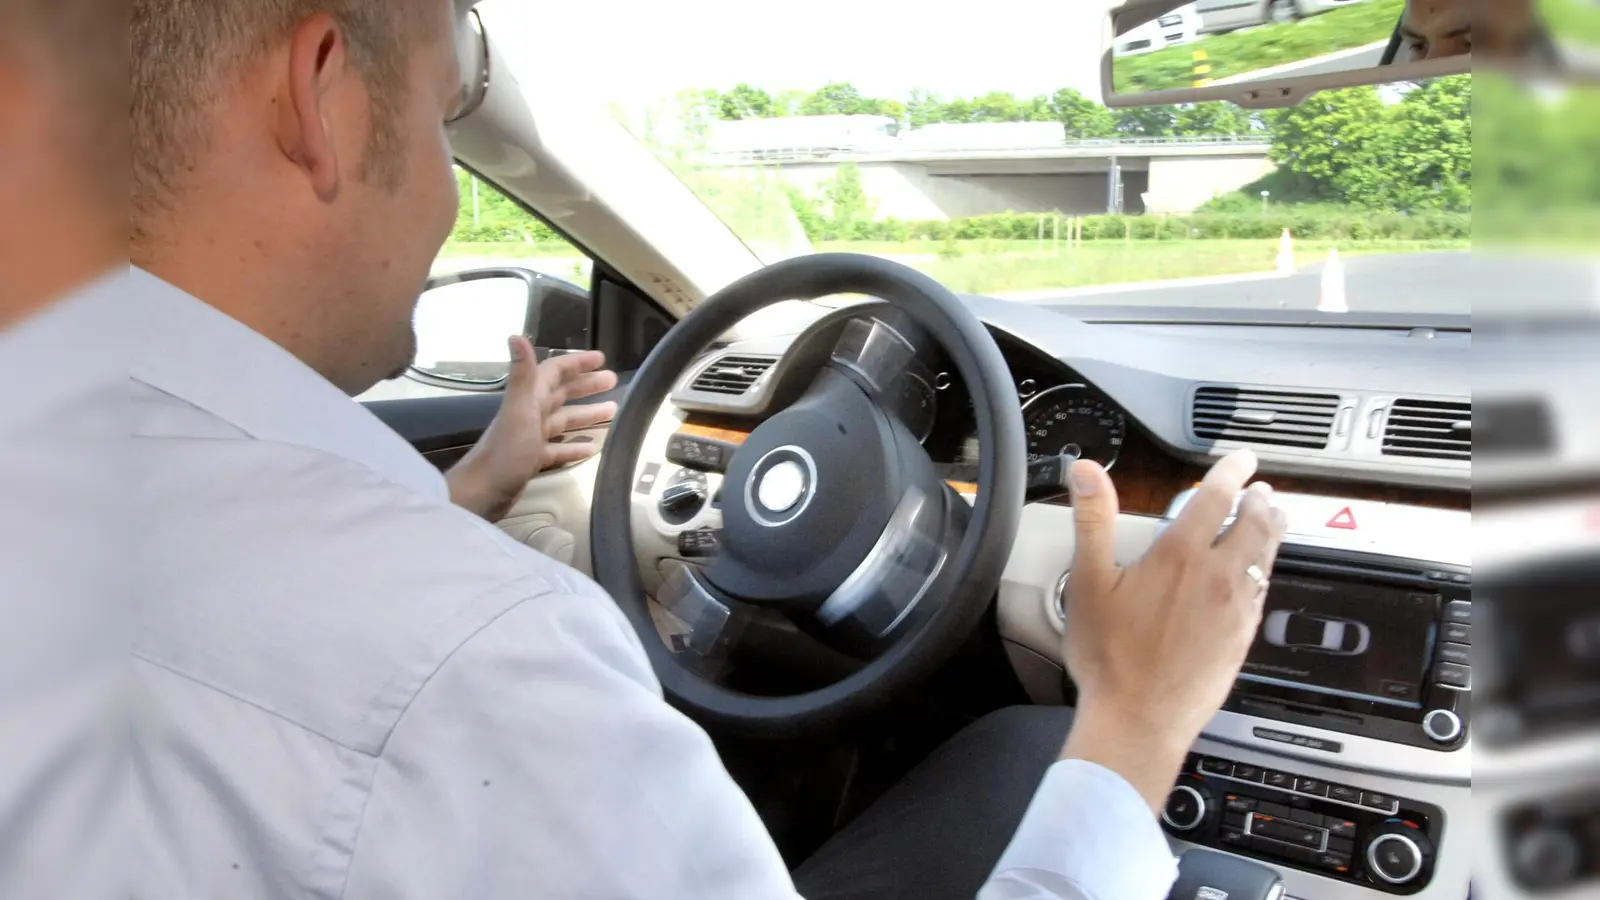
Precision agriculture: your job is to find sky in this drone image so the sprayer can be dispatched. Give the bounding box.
[480,0,1118,108]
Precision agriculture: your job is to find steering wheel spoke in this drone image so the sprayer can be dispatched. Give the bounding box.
[652,561,752,679]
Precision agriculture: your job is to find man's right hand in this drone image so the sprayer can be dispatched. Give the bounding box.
[1058,449,1287,814]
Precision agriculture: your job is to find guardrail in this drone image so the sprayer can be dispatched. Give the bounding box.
[696,133,1272,164]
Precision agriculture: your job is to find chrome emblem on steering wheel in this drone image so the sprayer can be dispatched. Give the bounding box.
[745,445,817,527]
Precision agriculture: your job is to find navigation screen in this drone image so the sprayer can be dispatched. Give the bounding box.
[1239,574,1437,707]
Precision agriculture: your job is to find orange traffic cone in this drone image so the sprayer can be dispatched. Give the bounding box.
[1277,228,1294,275]
[1318,248,1348,313]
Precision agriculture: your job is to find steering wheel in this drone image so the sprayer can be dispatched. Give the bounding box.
[592,254,1026,738]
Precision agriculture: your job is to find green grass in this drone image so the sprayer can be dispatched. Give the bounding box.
[1114,0,1405,94]
[436,237,1464,295]
[889,238,1465,294]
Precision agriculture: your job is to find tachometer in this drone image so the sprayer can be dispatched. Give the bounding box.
[1020,384,1127,469]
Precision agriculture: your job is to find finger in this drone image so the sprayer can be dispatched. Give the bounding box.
[1164,449,1259,550]
[1216,482,1277,573]
[539,350,609,384]
[540,439,602,469]
[1067,459,1122,591]
[548,400,617,435]
[503,335,538,401]
[559,369,618,403]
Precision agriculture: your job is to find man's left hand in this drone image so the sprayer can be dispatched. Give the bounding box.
[447,335,618,522]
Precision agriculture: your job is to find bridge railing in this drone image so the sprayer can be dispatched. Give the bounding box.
[695,133,1272,164]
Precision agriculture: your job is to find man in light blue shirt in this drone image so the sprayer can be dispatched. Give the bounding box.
[126,2,1288,898]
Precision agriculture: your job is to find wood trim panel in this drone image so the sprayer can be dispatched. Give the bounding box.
[677,416,1469,516]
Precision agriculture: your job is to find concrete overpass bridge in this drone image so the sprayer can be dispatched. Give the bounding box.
[698,135,1275,218]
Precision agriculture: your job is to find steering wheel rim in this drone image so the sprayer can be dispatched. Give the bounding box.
[592,253,1025,738]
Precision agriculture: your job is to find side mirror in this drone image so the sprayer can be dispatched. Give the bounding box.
[408,267,591,390]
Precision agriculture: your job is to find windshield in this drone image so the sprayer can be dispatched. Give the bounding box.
[472,0,1494,320]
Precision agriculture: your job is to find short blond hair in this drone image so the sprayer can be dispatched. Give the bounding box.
[130,0,429,238]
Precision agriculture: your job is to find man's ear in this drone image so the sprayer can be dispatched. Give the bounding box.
[275,13,348,202]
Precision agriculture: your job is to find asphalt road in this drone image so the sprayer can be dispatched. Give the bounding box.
[1030,251,1597,317]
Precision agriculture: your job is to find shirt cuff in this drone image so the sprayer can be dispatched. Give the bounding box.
[983,759,1179,900]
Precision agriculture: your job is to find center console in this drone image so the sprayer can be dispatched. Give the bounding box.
[1146,491,1473,899]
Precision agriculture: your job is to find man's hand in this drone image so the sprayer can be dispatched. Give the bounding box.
[1058,449,1287,814]
[447,336,618,523]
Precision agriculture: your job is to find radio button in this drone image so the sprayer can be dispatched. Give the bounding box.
[1251,816,1325,848]
[1231,763,1262,782]
[1316,851,1353,873]
[1329,785,1362,805]
[1198,757,1233,776]
[1361,791,1400,813]
[1264,771,1294,790]
[1435,662,1472,690]
[1327,818,1358,839]
[1436,642,1471,666]
[1328,836,1355,856]
[1258,801,1295,819]
[1224,793,1257,813]
[1291,809,1325,826]
[1443,600,1472,625]
[1294,777,1330,797]
[1423,708,1464,743]
[1442,622,1471,644]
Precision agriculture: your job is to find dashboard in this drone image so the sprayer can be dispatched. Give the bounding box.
[670,303,1470,516]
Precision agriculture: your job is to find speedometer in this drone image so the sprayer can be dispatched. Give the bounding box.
[1020,385,1127,469]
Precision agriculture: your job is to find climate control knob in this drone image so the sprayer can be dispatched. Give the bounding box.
[1364,822,1434,886]
[1161,775,1215,834]
[1510,825,1582,890]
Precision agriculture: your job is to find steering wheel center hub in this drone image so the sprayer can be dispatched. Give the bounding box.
[748,449,813,522]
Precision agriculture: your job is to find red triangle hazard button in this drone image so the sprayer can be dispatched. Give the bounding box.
[1326,507,1358,530]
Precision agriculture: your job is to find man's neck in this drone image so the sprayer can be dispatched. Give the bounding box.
[136,245,366,397]
[0,246,119,331]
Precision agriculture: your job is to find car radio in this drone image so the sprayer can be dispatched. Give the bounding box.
[1162,752,1446,894]
[1223,544,1471,752]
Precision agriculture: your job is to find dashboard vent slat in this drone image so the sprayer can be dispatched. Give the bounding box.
[1191,386,1339,450]
[1382,398,1472,461]
[689,354,778,396]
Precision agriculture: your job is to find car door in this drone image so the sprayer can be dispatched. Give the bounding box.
[358,168,672,575]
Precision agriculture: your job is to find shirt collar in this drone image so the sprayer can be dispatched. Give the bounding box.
[127,266,447,500]
[0,268,130,439]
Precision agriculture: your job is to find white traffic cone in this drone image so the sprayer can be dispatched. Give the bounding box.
[1318,248,1348,313]
[1276,228,1294,275]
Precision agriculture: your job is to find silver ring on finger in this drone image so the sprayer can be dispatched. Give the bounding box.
[1244,563,1269,598]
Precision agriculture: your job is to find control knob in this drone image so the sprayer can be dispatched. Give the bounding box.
[1363,821,1435,886]
[1161,774,1217,834]
[1422,708,1462,744]
[1509,824,1582,890]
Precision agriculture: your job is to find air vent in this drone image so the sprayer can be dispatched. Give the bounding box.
[1382,398,1472,461]
[689,354,777,396]
[1192,386,1340,450]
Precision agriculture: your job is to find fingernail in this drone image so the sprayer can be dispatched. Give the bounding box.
[1070,461,1098,497]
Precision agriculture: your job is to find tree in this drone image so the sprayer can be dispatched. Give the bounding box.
[1049,87,1116,138]
[1021,95,1054,122]
[868,98,908,124]
[1173,102,1258,136]
[906,88,945,128]
[1266,86,1387,203]
[941,97,974,123]
[1113,105,1176,137]
[1349,75,1471,210]
[822,162,875,238]
[800,82,869,116]
[773,89,807,117]
[718,83,775,120]
[969,90,1023,122]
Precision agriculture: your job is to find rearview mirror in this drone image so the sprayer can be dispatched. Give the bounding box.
[1103,0,1473,108]
[408,267,591,390]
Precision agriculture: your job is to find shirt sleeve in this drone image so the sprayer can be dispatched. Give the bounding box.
[978,760,1180,900]
[341,587,804,900]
